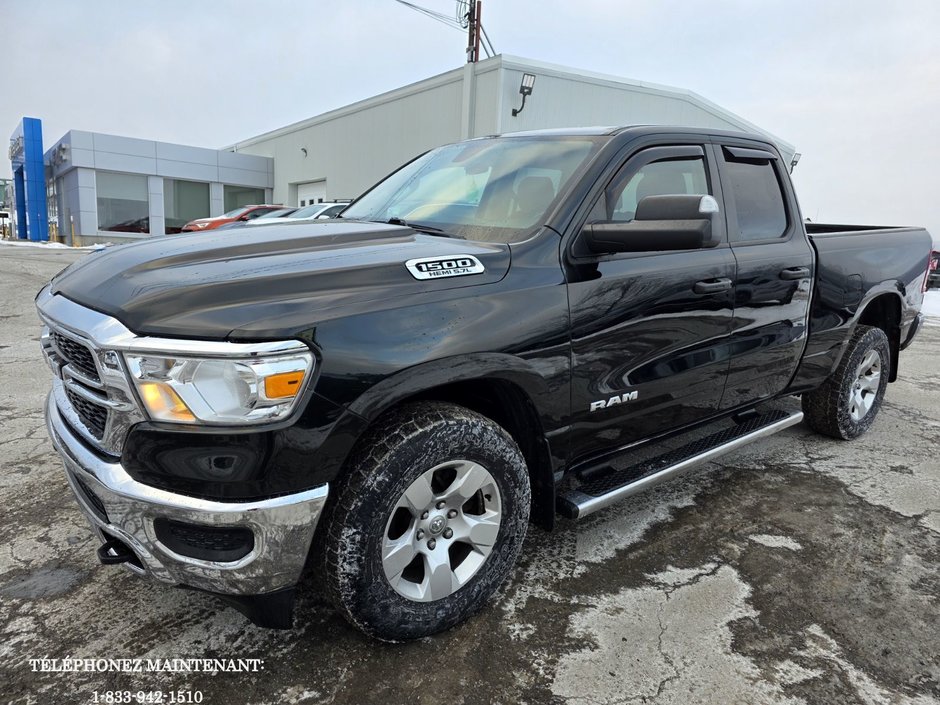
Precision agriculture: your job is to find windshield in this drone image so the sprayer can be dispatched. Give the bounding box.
[342,136,601,243]
[222,207,250,218]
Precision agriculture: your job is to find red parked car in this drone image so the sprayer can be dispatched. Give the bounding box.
[927,250,940,289]
[181,205,283,232]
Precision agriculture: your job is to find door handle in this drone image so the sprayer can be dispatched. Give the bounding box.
[693,278,733,295]
[779,266,810,280]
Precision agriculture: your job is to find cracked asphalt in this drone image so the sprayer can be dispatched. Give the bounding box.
[1,245,938,705]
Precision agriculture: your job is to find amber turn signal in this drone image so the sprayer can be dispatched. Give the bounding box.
[264,370,305,399]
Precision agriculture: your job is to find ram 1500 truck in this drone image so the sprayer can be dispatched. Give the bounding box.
[37,126,933,641]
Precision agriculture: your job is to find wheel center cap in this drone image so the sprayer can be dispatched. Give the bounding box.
[428,515,446,535]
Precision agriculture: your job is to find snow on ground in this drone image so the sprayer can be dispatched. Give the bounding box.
[923,290,940,323]
[0,239,107,251]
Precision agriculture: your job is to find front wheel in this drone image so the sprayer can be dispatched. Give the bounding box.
[802,325,891,440]
[319,402,530,641]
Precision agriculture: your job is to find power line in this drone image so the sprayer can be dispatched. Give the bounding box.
[392,0,497,60]
[393,0,465,32]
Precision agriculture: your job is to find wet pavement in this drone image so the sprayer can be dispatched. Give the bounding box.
[1,245,937,704]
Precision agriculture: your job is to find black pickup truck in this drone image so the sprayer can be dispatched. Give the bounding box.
[37,126,933,641]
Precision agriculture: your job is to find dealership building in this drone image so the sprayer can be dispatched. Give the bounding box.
[8,55,795,245]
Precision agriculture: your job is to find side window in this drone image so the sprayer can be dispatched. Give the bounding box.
[723,154,787,240]
[607,157,709,222]
[318,205,344,218]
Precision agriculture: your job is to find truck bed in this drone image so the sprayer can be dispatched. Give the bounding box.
[791,223,933,391]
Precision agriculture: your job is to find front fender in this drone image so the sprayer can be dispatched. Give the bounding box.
[343,352,556,423]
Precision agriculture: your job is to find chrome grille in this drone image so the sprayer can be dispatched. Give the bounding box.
[51,331,100,381]
[65,388,108,439]
[39,302,146,456]
[71,472,109,523]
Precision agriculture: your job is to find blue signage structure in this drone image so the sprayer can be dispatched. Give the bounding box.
[9,117,49,241]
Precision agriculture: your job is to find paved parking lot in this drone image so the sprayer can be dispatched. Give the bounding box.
[1,245,938,705]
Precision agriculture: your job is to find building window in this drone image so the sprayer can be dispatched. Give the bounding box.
[224,185,265,212]
[164,179,209,234]
[96,172,149,234]
[46,175,59,240]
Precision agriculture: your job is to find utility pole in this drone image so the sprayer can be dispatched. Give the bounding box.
[466,1,482,63]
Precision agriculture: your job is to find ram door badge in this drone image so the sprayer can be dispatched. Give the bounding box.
[590,391,639,412]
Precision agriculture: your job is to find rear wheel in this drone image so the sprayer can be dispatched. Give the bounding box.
[802,325,891,440]
[320,402,530,641]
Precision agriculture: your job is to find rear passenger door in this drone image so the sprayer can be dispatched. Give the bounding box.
[714,142,814,409]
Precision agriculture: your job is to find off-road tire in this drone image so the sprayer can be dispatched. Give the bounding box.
[802,325,891,440]
[319,401,530,641]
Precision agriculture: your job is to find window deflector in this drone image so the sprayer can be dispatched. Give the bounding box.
[723,145,778,162]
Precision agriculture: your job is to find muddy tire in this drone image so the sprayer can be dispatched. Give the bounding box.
[319,401,530,641]
[802,325,891,440]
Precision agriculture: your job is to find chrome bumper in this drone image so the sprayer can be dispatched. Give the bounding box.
[45,392,328,596]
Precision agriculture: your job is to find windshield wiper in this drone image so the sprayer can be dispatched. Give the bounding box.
[384,217,455,237]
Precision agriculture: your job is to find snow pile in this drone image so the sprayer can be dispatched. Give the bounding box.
[922,290,940,323]
[0,239,107,251]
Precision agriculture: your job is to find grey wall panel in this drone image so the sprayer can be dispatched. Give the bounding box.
[76,185,95,209]
[155,159,219,182]
[67,130,94,150]
[75,168,95,188]
[68,148,96,169]
[92,133,156,158]
[218,150,270,173]
[148,176,165,236]
[209,182,224,217]
[78,211,97,237]
[155,141,220,166]
[93,151,158,174]
[218,166,272,189]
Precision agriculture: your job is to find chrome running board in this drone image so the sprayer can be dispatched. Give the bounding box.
[558,410,804,520]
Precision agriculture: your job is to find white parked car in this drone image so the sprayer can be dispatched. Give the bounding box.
[245,202,347,225]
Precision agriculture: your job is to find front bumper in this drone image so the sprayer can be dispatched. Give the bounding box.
[45,392,328,597]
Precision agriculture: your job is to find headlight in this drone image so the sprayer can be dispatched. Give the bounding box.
[124,351,313,425]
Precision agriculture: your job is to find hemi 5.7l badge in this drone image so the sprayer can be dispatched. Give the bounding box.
[406,255,485,280]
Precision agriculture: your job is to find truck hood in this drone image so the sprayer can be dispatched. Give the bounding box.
[50,220,510,339]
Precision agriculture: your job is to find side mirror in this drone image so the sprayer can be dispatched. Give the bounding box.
[582,195,721,254]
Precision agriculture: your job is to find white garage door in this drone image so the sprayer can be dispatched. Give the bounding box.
[297,181,327,207]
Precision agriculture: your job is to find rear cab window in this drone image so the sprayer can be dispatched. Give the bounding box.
[721,146,788,242]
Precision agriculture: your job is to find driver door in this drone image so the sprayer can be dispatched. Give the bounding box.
[565,143,736,465]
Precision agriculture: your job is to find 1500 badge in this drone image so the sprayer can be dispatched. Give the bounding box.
[406,255,485,280]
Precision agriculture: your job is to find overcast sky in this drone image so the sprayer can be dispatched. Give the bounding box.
[4,0,939,239]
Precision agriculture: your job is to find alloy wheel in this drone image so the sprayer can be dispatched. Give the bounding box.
[381,460,502,602]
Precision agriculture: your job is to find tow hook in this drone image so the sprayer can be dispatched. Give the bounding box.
[97,537,137,566]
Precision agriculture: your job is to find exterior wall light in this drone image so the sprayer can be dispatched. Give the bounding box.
[789,152,801,173]
[511,73,537,117]
[301,147,308,157]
